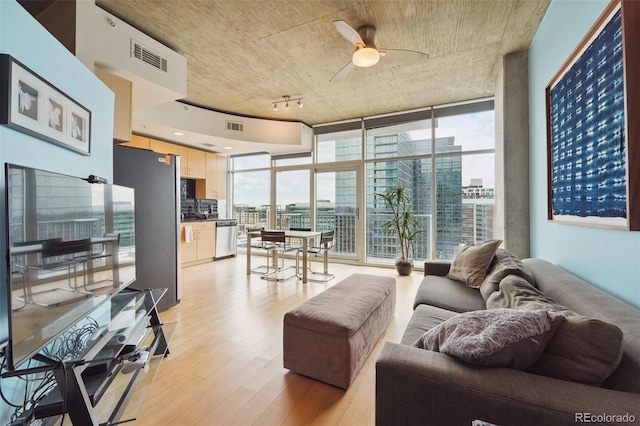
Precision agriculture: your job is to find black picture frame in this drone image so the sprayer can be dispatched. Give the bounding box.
[0,54,91,156]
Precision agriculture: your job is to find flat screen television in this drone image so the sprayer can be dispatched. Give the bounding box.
[3,164,136,371]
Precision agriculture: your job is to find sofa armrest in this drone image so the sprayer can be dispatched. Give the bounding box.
[376,342,640,426]
[424,260,451,277]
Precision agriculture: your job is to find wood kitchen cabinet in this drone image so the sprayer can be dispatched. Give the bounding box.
[121,134,150,149]
[196,152,227,199]
[180,222,216,264]
[95,67,132,142]
[196,222,216,258]
[125,136,211,181]
[150,138,180,156]
[186,148,206,179]
[149,139,205,179]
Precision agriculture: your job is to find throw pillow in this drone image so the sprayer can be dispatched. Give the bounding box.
[412,308,564,370]
[487,274,624,386]
[479,248,536,301]
[446,239,502,288]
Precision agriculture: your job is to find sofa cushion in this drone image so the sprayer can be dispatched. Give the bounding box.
[487,274,624,386]
[401,304,458,346]
[412,308,564,370]
[413,275,486,313]
[446,239,502,288]
[479,248,536,301]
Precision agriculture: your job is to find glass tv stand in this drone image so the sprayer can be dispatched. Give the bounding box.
[3,288,175,426]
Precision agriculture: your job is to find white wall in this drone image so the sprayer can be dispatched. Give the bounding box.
[75,0,187,111]
[0,0,115,343]
[529,0,640,308]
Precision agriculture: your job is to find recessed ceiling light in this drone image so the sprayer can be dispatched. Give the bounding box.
[173,131,184,136]
[224,146,232,150]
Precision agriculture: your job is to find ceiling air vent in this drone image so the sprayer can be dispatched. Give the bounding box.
[226,121,244,132]
[131,40,168,72]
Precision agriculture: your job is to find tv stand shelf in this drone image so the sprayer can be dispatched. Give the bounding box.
[5,288,174,426]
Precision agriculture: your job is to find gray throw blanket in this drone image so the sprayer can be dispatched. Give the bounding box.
[413,307,564,370]
[485,274,624,386]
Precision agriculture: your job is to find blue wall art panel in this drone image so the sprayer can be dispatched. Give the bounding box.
[546,3,631,229]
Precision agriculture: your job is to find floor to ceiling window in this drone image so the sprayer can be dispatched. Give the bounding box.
[232,154,271,250]
[316,168,359,259]
[433,105,495,259]
[275,169,310,229]
[230,98,495,265]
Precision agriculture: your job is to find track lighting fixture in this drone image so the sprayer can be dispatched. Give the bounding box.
[272,95,303,111]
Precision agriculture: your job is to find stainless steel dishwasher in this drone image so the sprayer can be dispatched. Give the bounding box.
[215,220,238,258]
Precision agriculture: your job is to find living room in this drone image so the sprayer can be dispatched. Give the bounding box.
[1,0,639,425]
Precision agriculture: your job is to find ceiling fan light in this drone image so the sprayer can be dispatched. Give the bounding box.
[353,47,380,67]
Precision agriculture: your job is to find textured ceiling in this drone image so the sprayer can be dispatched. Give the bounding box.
[96,0,550,128]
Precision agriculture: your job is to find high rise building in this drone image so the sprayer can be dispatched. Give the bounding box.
[233,131,492,262]
[461,179,495,244]
[348,134,463,261]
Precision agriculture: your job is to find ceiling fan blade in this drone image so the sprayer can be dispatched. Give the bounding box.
[333,20,364,46]
[380,48,429,63]
[330,61,357,83]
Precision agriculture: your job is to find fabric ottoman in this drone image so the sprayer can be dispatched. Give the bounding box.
[283,273,396,389]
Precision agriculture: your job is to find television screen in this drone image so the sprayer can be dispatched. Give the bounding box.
[4,164,136,370]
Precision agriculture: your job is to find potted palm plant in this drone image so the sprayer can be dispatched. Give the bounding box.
[376,185,422,276]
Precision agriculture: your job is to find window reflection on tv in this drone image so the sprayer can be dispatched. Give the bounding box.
[4,164,136,370]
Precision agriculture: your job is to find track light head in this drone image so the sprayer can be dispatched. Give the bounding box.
[271,95,304,112]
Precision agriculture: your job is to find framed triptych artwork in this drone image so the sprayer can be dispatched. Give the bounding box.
[0,54,91,155]
[546,0,640,230]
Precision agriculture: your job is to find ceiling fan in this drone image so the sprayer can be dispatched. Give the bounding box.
[330,20,429,83]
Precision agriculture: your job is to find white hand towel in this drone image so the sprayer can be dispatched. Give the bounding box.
[184,225,194,243]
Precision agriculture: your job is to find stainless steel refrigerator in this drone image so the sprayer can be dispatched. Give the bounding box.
[113,145,181,311]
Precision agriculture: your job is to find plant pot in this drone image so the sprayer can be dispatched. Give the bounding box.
[395,259,414,276]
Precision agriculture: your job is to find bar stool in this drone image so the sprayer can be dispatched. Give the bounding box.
[11,238,62,308]
[296,230,335,282]
[26,238,93,306]
[87,232,120,291]
[247,227,272,274]
[260,230,297,281]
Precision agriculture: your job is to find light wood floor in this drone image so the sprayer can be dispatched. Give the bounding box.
[132,255,424,426]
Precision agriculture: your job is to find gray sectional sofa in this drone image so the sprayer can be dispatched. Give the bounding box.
[376,256,640,425]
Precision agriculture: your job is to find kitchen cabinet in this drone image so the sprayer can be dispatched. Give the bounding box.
[149,139,205,179]
[215,155,227,198]
[149,138,176,155]
[95,67,132,142]
[150,138,185,157]
[197,222,216,259]
[180,222,216,263]
[186,148,206,179]
[196,152,227,199]
[121,134,150,149]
